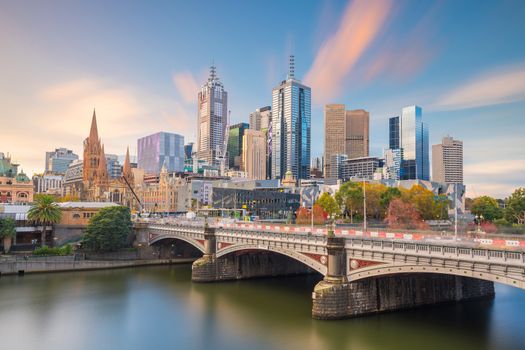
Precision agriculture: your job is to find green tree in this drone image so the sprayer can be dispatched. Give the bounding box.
[365,183,387,220]
[335,181,363,223]
[0,217,16,239]
[471,196,502,222]
[505,188,525,225]
[82,206,132,252]
[0,217,17,253]
[27,194,62,246]
[316,192,340,221]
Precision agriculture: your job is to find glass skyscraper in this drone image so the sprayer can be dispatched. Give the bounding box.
[227,122,249,170]
[400,106,429,181]
[137,132,184,174]
[271,56,311,180]
[389,116,400,149]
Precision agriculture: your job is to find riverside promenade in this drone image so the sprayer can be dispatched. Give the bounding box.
[0,255,195,276]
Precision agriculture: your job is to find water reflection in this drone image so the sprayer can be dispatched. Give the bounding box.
[0,265,524,350]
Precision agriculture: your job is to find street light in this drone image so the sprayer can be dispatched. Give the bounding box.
[475,214,484,233]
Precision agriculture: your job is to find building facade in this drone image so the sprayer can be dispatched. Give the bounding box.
[136,164,189,214]
[324,104,346,178]
[345,109,370,159]
[242,129,266,180]
[271,56,311,180]
[227,122,249,170]
[400,105,429,181]
[249,106,272,132]
[197,65,228,165]
[341,157,383,181]
[137,132,184,174]
[323,104,370,178]
[33,173,63,194]
[105,154,122,179]
[184,142,194,160]
[0,152,33,204]
[45,148,79,174]
[432,136,463,184]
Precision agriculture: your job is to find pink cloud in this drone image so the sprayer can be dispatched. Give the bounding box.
[304,0,393,104]
[173,71,200,104]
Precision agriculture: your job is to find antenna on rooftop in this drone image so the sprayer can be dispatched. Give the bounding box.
[288,55,295,80]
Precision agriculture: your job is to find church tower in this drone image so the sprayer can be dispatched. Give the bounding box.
[83,110,103,183]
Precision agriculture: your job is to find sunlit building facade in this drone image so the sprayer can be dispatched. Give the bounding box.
[400,105,429,181]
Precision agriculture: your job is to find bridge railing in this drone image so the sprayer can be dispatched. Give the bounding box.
[345,237,525,266]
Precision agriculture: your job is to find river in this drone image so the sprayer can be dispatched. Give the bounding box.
[0,265,524,350]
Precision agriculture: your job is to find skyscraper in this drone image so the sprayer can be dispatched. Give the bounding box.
[242,129,266,180]
[400,105,429,180]
[227,122,249,170]
[324,104,346,178]
[345,109,369,159]
[137,132,184,174]
[197,65,228,165]
[249,106,272,131]
[389,116,400,149]
[323,104,370,178]
[432,136,463,184]
[45,148,79,174]
[271,55,311,180]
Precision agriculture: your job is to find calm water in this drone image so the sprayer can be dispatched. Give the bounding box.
[1,265,525,350]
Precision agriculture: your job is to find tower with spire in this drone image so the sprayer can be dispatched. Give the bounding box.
[196,63,228,166]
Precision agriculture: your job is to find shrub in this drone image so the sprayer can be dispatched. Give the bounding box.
[33,245,73,256]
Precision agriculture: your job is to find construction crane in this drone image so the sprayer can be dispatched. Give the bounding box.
[215,110,231,176]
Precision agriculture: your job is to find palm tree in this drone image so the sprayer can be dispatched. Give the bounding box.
[28,194,62,247]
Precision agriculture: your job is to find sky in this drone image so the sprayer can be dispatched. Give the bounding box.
[0,0,524,198]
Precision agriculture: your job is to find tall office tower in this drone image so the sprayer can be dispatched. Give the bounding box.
[345,109,369,159]
[271,55,311,180]
[197,65,228,165]
[249,106,272,131]
[330,153,348,179]
[389,116,400,149]
[383,148,402,180]
[45,148,79,174]
[242,129,267,180]
[227,122,249,170]
[400,105,429,180]
[137,132,184,174]
[324,104,346,178]
[184,142,194,160]
[432,136,463,184]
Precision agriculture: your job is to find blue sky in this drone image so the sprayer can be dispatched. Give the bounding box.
[0,0,524,197]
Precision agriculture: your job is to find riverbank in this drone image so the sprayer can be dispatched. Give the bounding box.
[0,255,196,276]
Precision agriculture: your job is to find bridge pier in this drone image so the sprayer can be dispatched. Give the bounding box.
[191,224,218,282]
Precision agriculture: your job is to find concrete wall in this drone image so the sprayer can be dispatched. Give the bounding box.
[0,256,190,276]
[192,251,316,282]
[312,273,495,319]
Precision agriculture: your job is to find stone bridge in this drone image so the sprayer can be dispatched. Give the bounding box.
[139,222,525,319]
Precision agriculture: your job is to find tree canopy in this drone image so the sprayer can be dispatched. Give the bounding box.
[471,196,502,221]
[27,194,62,246]
[505,188,525,225]
[0,217,16,239]
[82,206,132,252]
[316,192,340,220]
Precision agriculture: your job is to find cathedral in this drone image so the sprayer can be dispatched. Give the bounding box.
[65,110,137,209]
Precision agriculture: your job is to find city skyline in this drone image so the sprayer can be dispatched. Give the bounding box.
[1,0,524,197]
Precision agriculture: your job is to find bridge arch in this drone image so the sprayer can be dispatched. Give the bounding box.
[348,263,525,290]
[216,243,327,275]
[149,234,205,254]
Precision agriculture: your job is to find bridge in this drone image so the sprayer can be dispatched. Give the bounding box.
[136,221,525,319]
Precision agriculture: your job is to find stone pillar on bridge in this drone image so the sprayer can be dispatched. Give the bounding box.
[312,231,351,319]
[191,222,219,282]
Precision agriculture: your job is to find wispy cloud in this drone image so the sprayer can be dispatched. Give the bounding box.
[433,64,525,110]
[173,71,201,104]
[304,0,393,104]
[0,78,195,174]
[464,159,525,198]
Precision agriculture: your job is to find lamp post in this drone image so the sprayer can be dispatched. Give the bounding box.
[475,214,484,233]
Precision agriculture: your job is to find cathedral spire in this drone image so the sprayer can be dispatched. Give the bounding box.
[89,109,99,142]
[123,146,131,177]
